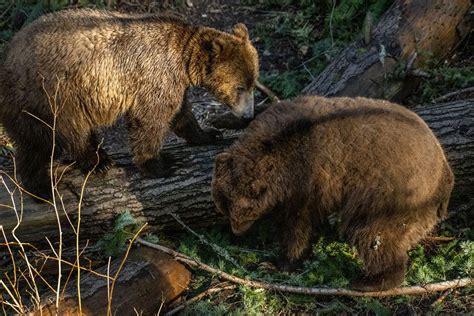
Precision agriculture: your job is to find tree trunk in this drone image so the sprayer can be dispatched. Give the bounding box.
[0,100,472,246]
[302,0,471,101]
[414,100,474,211]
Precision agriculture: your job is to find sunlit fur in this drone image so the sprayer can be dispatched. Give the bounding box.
[0,9,259,199]
[212,96,454,291]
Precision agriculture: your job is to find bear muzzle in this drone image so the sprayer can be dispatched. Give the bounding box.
[231,219,255,236]
[232,91,254,120]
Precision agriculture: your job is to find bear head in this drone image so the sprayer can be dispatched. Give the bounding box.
[203,23,259,120]
[211,150,277,235]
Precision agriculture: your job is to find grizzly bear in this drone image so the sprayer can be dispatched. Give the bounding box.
[212,96,454,291]
[0,9,258,200]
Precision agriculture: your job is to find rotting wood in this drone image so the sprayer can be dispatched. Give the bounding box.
[39,247,191,315]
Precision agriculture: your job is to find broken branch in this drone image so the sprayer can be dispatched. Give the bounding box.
[136,238,473,298]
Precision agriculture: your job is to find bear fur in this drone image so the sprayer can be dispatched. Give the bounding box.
[212,96,454,291]
[0,9,258,200]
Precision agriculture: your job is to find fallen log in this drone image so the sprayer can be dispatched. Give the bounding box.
[39,247,191,315]
[0,99,472,246]
[303,0,472,100]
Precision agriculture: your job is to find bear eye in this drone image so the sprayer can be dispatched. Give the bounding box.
[237,86,246,94]
[249,185,267,198]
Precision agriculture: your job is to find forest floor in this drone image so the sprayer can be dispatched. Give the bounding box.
[0,0,473,314]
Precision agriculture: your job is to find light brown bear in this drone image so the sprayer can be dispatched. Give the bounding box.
[0,9,258,200]
[212,96,454,291]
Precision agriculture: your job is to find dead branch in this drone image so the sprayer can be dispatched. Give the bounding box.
[136,238,473,298]
[164,282,237,316]
[256,80,280,103]
[432,87,474,103]
[424,236,456,242]
[430,289,453,307]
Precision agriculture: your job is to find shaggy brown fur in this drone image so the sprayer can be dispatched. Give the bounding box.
[0,9,258,199]
[212,96,454,291]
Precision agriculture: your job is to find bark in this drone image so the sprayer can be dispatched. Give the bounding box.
[303,0,471,101]
[39,247,191,315]
[0,100,472,246]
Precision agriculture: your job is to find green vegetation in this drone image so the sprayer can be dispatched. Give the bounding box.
[0,1,472,313]
[169,218,473,314]
[252,0,394,98]
[96,210,143,257]
[91,205,468,314]
[419,66,474,104]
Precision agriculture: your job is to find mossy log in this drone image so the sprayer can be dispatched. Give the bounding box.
[302,0,472,100]
[0,99,472,247]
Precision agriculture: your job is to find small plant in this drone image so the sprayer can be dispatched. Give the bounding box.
[96,210,142,257]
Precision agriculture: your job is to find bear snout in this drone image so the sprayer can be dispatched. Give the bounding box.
[231,220,255,235]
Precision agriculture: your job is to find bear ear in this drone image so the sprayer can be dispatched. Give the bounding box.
[214,152,233,177]
[265,162,274,173]
[211,37,227,57]
[232,23,249,41]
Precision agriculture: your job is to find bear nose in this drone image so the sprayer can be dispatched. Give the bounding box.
[241,111,254,120]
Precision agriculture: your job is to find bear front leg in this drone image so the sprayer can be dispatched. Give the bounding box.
[76,132,113,174]
[126,111,174,178]
[278,205,313,271]
[16,143,52,202]
[171,97,222,145]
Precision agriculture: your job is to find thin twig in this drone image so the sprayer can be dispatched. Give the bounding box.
[431,288,453,307]
[136,238,473,298]
[169,212,245,271]
[432,87,474,103]
[107,223,147,316]
[165,283,237,316]
[425,236,456,242]
[256,80,280,103]
[0,226,17,293]
[329,0,336,47]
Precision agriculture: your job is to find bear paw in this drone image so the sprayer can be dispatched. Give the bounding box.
[276,257,300,272]
[138,157,176,178]
[78,150,113,174]
[349,271,405,292]
[186,127,223,145]
[206,113,250,130]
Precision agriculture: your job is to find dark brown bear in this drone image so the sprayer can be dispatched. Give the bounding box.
[212,96,454,291]
[0,9,258,200]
